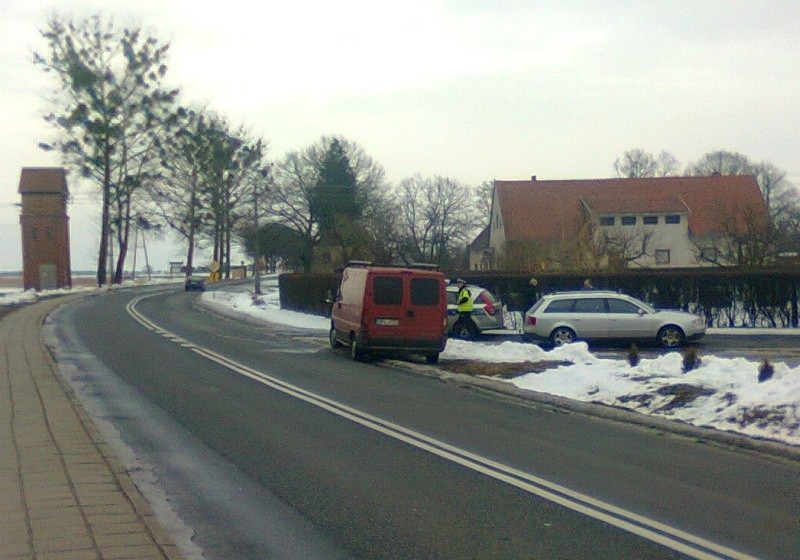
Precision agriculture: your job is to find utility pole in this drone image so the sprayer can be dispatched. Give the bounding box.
[253,180,261,295]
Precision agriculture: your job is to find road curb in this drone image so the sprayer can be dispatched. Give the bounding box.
[442,370,800,463]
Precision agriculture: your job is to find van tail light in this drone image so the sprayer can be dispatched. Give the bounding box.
[479,293,496,316]
[526,316,537,326]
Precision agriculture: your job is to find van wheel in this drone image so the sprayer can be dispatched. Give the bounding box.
[425,353,439,365]
[329,327,342,349]
[350,337,364,361]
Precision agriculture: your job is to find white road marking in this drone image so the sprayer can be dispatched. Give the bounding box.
[126,293,760,560]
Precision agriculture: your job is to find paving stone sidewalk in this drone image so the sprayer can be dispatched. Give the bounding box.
[0,297,187,560]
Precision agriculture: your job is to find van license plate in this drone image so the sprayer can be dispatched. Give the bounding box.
[375,318,399,326]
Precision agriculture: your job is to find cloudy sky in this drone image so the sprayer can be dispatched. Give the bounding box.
[1,0,798,272]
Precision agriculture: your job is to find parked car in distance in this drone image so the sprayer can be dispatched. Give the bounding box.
[329,262,448,363]
[446,283,504,337]
[184,275,206,292]
[523,290,706,348]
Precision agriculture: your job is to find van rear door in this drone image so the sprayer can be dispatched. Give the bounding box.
[406,275,445,341]
[368,271,444,347]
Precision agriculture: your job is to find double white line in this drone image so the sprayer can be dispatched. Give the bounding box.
[127,292,761,560]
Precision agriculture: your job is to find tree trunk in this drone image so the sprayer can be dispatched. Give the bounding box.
[97,153,111,287]
[113,194,133,284]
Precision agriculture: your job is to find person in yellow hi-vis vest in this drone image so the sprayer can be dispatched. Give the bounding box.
[452,279,478,338]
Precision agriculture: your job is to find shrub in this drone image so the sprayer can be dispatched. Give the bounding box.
[682,346,702,373]
[627,344,640,367]
[758,359,774,383]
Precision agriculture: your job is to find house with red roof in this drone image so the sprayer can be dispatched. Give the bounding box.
[471,175,771,271]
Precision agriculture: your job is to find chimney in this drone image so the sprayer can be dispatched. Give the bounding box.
[530,175,537,181]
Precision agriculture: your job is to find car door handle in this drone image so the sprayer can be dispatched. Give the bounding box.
[407,310,415,318]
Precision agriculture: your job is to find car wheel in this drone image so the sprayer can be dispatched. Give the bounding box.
[329,326,342,349]
[350,336,364,361]
[657,325,685,348]
[425,353,439,365]
[550,327,576,346]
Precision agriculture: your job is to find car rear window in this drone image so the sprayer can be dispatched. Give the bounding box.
[411,278,440,306]
[373,276,403,305]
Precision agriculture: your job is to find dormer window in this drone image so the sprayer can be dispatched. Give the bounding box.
[599,216,615,226]
[665,215,681,224]
[621,216,636,226]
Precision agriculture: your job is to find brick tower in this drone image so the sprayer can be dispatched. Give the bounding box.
[18,167,72,290]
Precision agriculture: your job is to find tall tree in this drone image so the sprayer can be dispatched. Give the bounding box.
[35,14,178,285]
[614,149,679,178]
[310,138,361,242]
[685,150,753,177]
[269,136,393,271]
[202,120,267,278]
[149,107,215,273]
[475,181,494,227]
[614,148,657,178]
[396,175,482,267]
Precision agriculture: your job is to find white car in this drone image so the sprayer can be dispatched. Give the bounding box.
[523,290,706,348]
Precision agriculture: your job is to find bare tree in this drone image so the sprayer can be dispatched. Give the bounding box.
[614,149,679,178]
[268,136,394,271]
[655,151,680,177]
[614,149,657,178]
[685,150,754,176]
[474,181,494,228]
[396,175,482,267]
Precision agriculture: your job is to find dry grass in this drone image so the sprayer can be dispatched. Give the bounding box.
[438,359,572,379]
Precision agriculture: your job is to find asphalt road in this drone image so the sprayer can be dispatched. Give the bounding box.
[50,286,800,560]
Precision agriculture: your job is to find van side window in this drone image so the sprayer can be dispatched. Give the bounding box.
[374,276,403,305]
[411,278,439,306]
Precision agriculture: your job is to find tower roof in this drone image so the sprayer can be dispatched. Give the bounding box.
[18,167,68,195]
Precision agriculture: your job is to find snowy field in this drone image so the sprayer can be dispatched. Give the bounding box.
[2,277,798,448]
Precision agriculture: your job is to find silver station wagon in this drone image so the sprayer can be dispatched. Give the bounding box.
[523,290,706,348]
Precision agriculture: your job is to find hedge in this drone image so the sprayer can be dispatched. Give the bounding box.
[279,267,800,328]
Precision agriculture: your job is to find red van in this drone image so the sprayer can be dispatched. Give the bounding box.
[329,262,448,363]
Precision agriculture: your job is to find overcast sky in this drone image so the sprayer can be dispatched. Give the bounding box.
[1,0,798,272]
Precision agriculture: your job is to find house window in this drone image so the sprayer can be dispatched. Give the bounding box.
[655,249,671,264]
[599,216,615,226]
[621,216,636,226]
[665,215,681,224]
[700,247,718,261]
[643,216,658,225]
